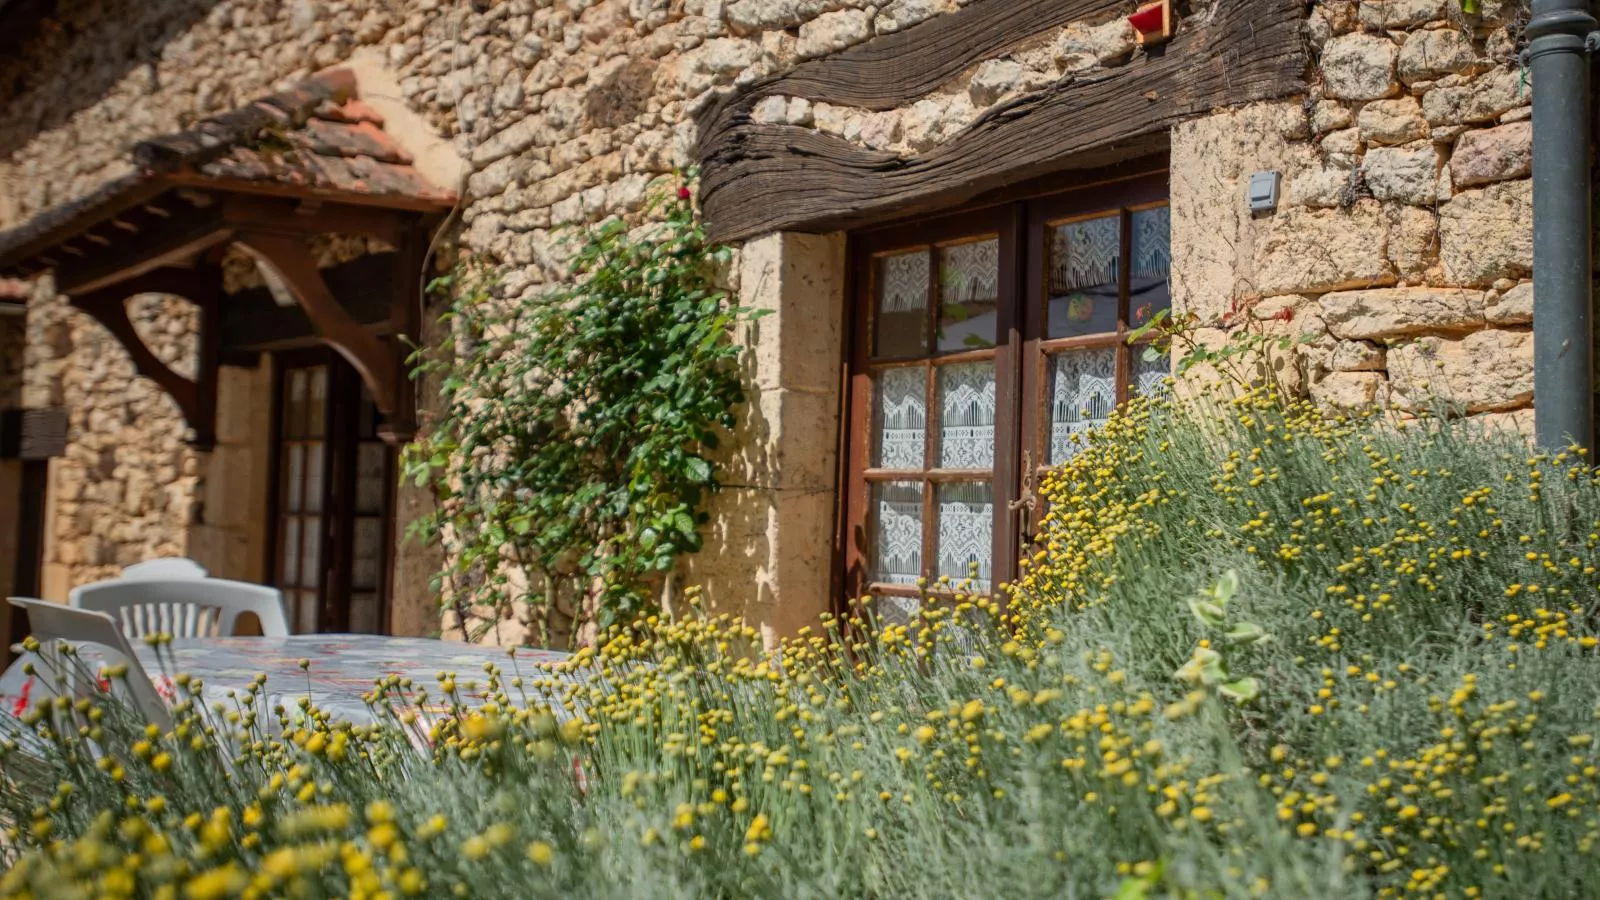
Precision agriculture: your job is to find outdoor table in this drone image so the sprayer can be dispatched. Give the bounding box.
[0,634,574,727]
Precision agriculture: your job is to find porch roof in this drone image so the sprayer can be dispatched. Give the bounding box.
[0,70,451,451]
[0,68,456,282]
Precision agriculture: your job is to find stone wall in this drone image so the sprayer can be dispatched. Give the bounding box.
[1173,0,1535,429]
[0,0,1552,639]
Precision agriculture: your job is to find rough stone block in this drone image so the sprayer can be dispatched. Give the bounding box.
[1331,339,1387,371]
[1422,67,1526,125]
[1362,143,1442,204]
[1310,370,1387,409]
[1285,163,1355,208]
[1388,329,1533,412]
[1451,121,1531,188]
[1387,204,1439,280]
[1357,96,1427,145]
[1312,99,1353,133]
[1438,180,1532,285]
[968,60,1026,106]
[1484,280,1532,324]
[1397,27,1480,83]
[1322,32,1400,100]
[1359,0,1449,28]
[1318,287,1484,339]
[874,0,956,33]
[796,9,872,59]
[1320,126,1364,167]
[1053,18,1136,72]
[1253,201,1395,295]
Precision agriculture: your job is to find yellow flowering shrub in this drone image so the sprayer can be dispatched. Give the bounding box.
[2,388,1598,899]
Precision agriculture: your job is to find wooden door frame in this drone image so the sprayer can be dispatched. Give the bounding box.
[265,348,399,634]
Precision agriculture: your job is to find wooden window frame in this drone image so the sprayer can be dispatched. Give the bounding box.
[841,167,1170,612]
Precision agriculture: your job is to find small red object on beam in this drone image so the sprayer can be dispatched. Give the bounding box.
[1128,0,1173,45]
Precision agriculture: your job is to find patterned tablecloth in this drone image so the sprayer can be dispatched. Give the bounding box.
[0,634,575,726]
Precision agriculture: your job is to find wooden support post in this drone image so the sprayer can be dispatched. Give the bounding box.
[380,227,425,445]
[234,232,401,426]
[69,268,222,449]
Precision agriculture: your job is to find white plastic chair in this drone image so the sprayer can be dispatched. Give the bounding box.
[7,597,173,729]
[69,578,290,639]
[120,557,209,580]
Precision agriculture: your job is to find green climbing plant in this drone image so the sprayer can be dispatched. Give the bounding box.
[402,180,758,646]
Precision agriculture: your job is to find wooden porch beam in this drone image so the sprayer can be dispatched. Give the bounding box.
[233,231,401,428]
[223,194,410,246]
[220,252,398,352]
[56,200,231,295]
[69,266,222,450]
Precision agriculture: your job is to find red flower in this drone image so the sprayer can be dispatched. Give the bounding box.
[10,676,32,716]
[1273,307,1294,323]
[677,186,692,200]
[572,756,590,797]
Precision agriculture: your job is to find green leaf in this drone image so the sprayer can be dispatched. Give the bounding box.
[1218,677,1260,704]
[1223,622,1268,645]
[684,457,712,484]
[1187,598,1226,630]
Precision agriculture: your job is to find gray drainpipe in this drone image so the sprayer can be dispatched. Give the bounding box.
[1525,0,1599,451]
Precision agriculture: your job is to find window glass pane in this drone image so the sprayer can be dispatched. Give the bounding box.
[349,593,381,634]
[936,239,999,352]
[870,481,924,586]
[307,367,328,438]
[874,594,921,629]
[356,443,388,515]
[296,591,318,634]
[936,481,992,592]
[304,443,325,514]
[285,370,308,437]
[874,251,929,358]
[352,517,383,590]
[281,518,301,586]
[284,445,304,514]
[937,362,995,469]
[1133,345,1172,399]
[874,367,926,469]
[1130,206,1171,328]
[1047,215,1121,338]
[1048,347,1117,464]
[300,515,322,589]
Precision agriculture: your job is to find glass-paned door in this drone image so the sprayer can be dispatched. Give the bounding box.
[271,353,395,634]
[849,208,1018,619]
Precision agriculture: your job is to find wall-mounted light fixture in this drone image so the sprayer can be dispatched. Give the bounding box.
[1248,171,1281,213]
[1128,0,1174,46]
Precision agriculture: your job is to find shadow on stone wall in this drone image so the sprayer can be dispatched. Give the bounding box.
[0,0,224,161]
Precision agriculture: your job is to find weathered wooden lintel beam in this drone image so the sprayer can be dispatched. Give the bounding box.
[696,0,1308,243]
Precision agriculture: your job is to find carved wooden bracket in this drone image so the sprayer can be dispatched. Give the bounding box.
[233,231,413,444]
[69,267,221,451]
